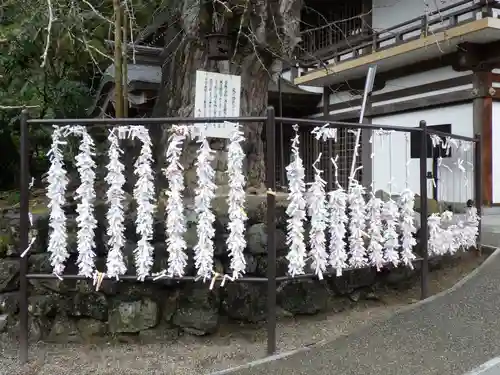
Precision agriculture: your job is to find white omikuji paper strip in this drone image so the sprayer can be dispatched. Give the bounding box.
[328,188,348,276]
[105,128,127,279]
[382,199,400,266]
[464,205,480,248]
[398,189,417,269]
[366,194,385,271]
[163,125,189,278]
[347,182,368,268]
[428,213,443,256]
[439,211,457,255]
[126,126,156,281]
[311,124,337,142]
[194,136,217,282]
[306,154,329,280]
[285,129,307,277]
[71,126,98,278]
[451,218,469,251]
[46,126,70,276]
[226,125,247,279]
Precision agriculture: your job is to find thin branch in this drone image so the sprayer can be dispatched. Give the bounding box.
[0,105,40,110]
[214,0,233,14]
[76,36,113,62]
[40,0,54,68]
[82,0,113,24]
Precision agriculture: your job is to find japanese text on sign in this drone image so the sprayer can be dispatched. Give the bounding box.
[194,70,241,139]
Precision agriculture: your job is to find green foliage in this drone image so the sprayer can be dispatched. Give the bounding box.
[0,1,138,187]
[0,0,106,188]
[0,0,173,189]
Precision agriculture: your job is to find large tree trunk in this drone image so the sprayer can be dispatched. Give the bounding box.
[152,0,301,194]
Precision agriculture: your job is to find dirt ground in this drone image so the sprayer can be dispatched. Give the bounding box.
[0,251,489,375]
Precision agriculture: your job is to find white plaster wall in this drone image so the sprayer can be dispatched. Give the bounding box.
[491,102,500,203]
[372,104,474,203]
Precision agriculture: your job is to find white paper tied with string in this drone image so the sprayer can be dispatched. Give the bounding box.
[328,187,348,276]
[226,124,247,279]
[463,206,480,249]
[347,181,368,269]
[439,211,459,255]
[366,194,384,271]
[121,126,156,281]
[69,126,98,278]
[46,125,70,277]
[428,213,444,256]
[311,124,337,142]
[163,125,190,278]
[285,125,307,277]
[105,127,127,280]
[382,198,400,266]
[398,189,417,268]
[306,153,329,280]
[193,135,217,282]
[328,156,348,276]
[21,177,37,259]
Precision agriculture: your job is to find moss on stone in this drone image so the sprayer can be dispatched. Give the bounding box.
[414,196,440,215]
[0,232,14,257]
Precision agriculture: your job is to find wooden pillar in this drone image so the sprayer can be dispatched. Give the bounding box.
[472,71,493,205]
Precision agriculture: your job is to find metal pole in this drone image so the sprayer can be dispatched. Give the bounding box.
[419,120,429,300]
[278,75,285,188]
[349,65,377,187]
[19,109,30,363]
[474,133,482,249]
[265,106,277,355]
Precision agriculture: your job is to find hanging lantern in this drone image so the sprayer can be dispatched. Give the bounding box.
[206,32,232,61]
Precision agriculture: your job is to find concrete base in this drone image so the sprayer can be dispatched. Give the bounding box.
[463,358,500,375]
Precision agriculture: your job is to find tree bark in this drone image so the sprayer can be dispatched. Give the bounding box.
[152,0,301,192]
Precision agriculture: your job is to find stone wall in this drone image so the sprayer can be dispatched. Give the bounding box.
[0,192,457,343]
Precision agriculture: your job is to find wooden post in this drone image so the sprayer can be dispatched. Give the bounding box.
[113,0,123,118]
[472,71,492,206]
[123,9,129,118]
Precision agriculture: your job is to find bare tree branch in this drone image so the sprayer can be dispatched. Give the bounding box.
[40,0,54,68]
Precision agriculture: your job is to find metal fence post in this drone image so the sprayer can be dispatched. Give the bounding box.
[419,120,429,300]
[474,133,482,249]
[19,109,30,363]
[265,106,277,355]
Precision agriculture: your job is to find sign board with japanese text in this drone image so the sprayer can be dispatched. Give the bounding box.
[193,70,241,139]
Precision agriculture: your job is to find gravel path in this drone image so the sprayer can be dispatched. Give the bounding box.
[0,252,487,375]
[231,249,500,375]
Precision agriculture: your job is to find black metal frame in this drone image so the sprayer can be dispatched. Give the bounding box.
[18,107,481,364]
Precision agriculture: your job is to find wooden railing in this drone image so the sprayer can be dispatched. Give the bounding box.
[298,0,498,71]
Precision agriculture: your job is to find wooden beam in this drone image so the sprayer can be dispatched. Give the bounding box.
[326,74,472,113]
[295,17,496,86]
[491,73,500,83]
[473,71,493,205]
[482,97,493,206]
[319,89,474,121]
[329,54,455,92]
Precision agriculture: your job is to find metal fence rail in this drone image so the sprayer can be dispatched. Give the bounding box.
[17,107,481,364]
